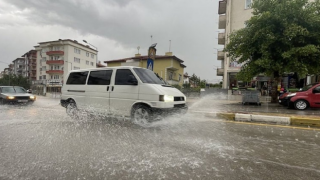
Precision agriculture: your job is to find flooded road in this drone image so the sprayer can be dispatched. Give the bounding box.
[0,97,320,179]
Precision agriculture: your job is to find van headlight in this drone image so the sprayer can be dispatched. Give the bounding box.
[159,95,174,102]
[287,93,296,97]
[30,96,36,100]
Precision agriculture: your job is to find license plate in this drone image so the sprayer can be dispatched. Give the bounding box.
[18,100,28,103]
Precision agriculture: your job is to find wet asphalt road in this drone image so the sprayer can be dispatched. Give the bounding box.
[0,97,320,180]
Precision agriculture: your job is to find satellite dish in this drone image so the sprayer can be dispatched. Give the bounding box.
[150,43,157,48]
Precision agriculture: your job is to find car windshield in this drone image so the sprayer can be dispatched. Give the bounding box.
[2,87,26,93]
[300,84,316,91]
[133,68,166,84]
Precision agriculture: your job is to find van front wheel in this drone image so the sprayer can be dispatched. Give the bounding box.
[66,100,79,119]
[131,105,152,125]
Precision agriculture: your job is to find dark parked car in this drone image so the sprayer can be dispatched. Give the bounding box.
[282,83,320,110]
[0,86,36,105]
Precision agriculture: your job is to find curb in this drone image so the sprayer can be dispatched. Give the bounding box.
[216,112,320,128]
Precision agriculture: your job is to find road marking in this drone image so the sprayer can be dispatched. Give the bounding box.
[206,118,320,131]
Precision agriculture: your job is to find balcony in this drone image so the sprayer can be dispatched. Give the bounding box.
[46,70,64,74]
[219,15,226,29]
[217,51,225,60]
[167,79,180,85]
[216,68,224,76]
[46,60,64,65]
[46,51,64,56]
[218,0,227,14]
[218,33,225,45]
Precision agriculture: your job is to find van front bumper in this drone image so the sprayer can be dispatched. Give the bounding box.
[151,104,188,116]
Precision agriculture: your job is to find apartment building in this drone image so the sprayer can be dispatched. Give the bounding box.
[12,58,27,77]
[22,50,37,81]
[105,52,186,86]
[217,0,254,89]
[34,39,98,93]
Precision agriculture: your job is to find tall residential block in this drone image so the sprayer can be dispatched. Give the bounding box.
[218,0,253,89]
[34,39,98,91]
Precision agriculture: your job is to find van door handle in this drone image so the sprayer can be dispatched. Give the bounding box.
[112,86,114,91]
[107,86,109,91]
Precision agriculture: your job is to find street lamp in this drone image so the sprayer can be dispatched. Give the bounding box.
[83,40,98,64]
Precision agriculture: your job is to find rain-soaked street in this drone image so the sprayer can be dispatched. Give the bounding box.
[0,96,320,180]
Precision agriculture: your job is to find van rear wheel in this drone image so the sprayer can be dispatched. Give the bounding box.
[131,105,152,125]
[66,100,79,119]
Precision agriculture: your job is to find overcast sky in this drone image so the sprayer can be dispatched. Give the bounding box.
[0,0,223,83]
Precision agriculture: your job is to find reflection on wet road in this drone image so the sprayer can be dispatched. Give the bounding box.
[0,97,319,179]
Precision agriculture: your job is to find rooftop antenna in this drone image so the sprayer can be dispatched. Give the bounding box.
[137,46,140,54]
[169,40,171,52]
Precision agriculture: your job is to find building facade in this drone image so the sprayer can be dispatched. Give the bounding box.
[34,39,98,94]
[218,0,253,89]
[105,52,186,86]
[22,50,37,81]
[12,58,27,77]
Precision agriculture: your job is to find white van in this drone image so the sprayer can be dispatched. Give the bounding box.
[60,66,187,123]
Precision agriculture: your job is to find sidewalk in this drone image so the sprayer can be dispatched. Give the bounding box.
[187,97,320,128]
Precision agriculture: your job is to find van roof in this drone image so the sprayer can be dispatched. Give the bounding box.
[69,66,145,72]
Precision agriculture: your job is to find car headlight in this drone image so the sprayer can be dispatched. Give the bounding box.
[159,95,174,102]
[7,96,15,100]
[30,96,36,100]
[287,93,296,97]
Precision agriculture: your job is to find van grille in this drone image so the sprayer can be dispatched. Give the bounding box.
[174,104,186,108]
[174,97,185,101]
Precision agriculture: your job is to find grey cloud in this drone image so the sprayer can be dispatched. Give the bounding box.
[1,0,222,82]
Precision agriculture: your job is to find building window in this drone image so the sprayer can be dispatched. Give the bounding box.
[86,60,89,65]
[54,75,59,79]
[169,72,173,80]
[42,66,46,71]
[86,52,89,57]
[74,57,80,63]
[39,76,42,80]
[43,75,46,80]
[245,0,252,9]
[91,54,94,59]
[90,62,94,66]
[74,48,81,54]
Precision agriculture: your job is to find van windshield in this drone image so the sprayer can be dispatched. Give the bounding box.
[133,68,165,84]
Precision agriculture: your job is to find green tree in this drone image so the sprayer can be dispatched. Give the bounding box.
[224,0,320,102]
[0,74,31,89]
[189,73,200,87]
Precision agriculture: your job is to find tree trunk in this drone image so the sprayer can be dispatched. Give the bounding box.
[270,73,281,103]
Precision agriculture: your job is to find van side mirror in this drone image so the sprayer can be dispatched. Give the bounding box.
[128,75,138,85]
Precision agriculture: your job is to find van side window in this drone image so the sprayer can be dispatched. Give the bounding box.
[66,71,88,85]
[115,69,136,85]
[88,70,112,85]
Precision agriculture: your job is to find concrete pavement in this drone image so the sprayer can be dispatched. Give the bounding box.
[187,97,320,128]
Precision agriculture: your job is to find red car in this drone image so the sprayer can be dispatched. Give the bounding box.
[285,83,320,110]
